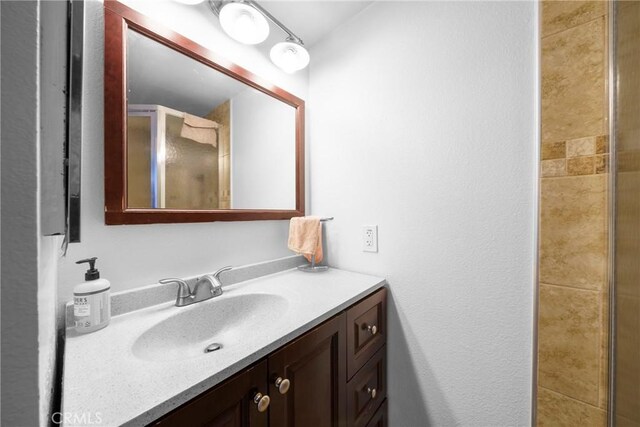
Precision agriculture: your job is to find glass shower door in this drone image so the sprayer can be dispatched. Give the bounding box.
[611,2,640,425]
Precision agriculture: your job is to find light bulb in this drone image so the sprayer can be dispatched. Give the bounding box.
[270,40,310,73]
[219,2,270,45]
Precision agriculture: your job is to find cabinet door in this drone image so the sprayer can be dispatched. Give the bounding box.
[153,360,269,427]
[364,400,387,427]
[268,313,347,427]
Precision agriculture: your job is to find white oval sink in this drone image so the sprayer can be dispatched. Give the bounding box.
[132,293,288,362]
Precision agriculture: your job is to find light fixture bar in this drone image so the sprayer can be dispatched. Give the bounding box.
[208,0,305,46]
[246,1,304,45]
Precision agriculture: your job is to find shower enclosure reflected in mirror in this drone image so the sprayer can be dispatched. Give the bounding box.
[104,0,305,225]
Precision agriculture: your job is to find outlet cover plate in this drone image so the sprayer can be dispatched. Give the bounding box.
[362,225,378,252]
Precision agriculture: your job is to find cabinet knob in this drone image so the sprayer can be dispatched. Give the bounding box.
[366,387,377,399]
[366,324,378,335]
[253,392,270,412]
[274,377,291,394]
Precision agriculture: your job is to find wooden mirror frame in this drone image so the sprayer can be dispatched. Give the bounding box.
[104,0,305,225]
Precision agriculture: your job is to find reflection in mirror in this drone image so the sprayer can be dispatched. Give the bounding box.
[126,29,296,211]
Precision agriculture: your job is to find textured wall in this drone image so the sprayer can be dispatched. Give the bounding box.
[38,235,63,426]
[57,0,309,305]
[309,2,537,425]
[1,4,41,424]
[537,2,610,425]
[1,1,62,425]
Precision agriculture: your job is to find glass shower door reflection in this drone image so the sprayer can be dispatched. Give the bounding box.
[127,105,221,210]
[164,114,219,210]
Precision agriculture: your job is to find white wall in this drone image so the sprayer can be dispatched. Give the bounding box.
[309,2,537,425]
[231,88,296,210]
[1,2,61,425]
[38,236,62,426]
[58,0,309,305]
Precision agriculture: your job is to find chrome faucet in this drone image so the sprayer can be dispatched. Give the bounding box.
[159,266,233,307]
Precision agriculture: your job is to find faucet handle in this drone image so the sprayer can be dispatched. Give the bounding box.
[159,278,191,298]
[213,266,233,280]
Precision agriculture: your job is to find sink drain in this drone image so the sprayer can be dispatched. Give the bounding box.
[204,343,223,353]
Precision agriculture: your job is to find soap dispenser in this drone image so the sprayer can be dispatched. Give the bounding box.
[74,257,111,334]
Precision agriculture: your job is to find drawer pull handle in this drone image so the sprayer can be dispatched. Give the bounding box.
[366,324,378,335]
[366,387,377,399]
[253,392,270,412]
[274,377,291,394]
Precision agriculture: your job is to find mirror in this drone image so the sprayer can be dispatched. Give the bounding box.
[104,1,305,224]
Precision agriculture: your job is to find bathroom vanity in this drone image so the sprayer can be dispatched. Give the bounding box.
[61,263,387,426]
[153,287,387,427]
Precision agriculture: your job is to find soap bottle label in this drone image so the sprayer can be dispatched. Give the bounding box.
[74,296,90,317]
[74,290,110,332]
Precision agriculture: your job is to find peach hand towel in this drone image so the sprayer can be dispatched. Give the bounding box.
[288,216,323,263]
[180,113,218,147]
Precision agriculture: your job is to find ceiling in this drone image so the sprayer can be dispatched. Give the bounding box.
[254,1,374,48]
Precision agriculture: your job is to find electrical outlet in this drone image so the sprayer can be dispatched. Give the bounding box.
[362,225,378,252]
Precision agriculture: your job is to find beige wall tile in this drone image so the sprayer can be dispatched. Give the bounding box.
[538,3,611,424]
[540,175,607,288]
[567,137,596,157]
[595,155,608,174]
[542,1,607,38]
[206,100,230,156]
[596,135,609,154]
[542,141,566,160]
[542,17,606,143]
[537,387,606,427]
[542,159,567,177]
[538,284,601,404]
[568,156,595,175]
[221,154,230,204]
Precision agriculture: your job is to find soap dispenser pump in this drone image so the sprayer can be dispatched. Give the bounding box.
[73,257,111,334]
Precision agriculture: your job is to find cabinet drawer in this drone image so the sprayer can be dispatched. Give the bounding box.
[346,346,386,427]
[365,399,387,427]
[346,288,386,379]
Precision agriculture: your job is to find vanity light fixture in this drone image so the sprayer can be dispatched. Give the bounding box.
[270,38,310,73]
[174,0,207,5]
[208,0,310,73]
[218,1,270,45]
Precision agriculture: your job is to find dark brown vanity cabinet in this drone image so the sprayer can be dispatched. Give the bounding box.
[154,359,270,427]
[345,290,387,427]
[152,288,387,427]
[268,314,346,427]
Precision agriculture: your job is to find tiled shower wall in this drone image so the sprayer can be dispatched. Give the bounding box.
[537,2,609,425]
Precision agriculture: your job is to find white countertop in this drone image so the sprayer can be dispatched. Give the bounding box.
[62,267,385,426]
